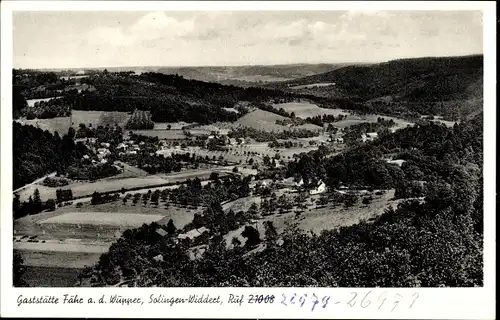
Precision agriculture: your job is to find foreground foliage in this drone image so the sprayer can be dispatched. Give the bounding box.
[80,115,483,287]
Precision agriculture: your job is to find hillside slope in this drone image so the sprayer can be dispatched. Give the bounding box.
[72,72,301,124]
[271,55,483,120]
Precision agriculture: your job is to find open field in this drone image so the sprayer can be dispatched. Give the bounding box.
[15,117,71,135]
[289,83,336,89]
[15,249,104,269]
[132,129,187,139]
[17,175,169,202]
[154,122,193,130]
[272,101,349,118]
[212,109,322,133]
[22,266,81,287]
[39,212,165,227]
[26,97,62,107]
[15,200,201,240]
[71,110,131,128]
[224,189,397,247]
[334,114,413,129]
[14,241,111,253]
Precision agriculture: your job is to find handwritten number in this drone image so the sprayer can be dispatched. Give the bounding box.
[409,292,419,309]
[378,291,388,310]
[347,292,357,307]
[321,296,330,309]
[290,293,296,305]
[311,294,319,311]
[281,294,287,306]
[392,293,402,312]
[299,294,307,307]
[360,290,373,308]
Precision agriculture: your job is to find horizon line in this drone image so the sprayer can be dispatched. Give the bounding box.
[13,53,483,71]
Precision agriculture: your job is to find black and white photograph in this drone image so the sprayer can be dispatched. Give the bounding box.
[7,7,489,291]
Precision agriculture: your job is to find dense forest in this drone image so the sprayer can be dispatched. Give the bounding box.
[79,113,483,287]
[69,72,302,124]
[13,122,87,189]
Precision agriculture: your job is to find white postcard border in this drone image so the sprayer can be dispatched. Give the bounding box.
[1,1,496,319]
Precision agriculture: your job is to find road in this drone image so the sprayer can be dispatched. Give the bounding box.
[13,172,57,194]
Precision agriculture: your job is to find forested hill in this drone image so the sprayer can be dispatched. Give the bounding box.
[72,72,300,124]
[13,122,87,189]
[270,55,483,120]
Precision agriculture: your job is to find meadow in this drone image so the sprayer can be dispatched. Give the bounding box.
[224,189,397,247]
[272,101,349,118]
[17,175,170,202]
[39,212,166,227]
[71,110,130,128]
[131,129,187,139]
[16,117,72,135]
[22,266,81,287]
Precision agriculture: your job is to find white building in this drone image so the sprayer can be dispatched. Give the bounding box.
[309,180,327,195]
[386,159,406,167]
[117,143,127,150]
[100,142,110,148]
[178,227,210,241]
[362,132,379,142]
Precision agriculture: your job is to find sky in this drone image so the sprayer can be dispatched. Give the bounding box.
[13,10,483,69]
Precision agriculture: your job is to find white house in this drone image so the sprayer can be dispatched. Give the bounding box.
[155,228,168,237]
[178,227,210,240]
[117,143,127,150]
[386,159,406,167]
[295,178,304,187]
[100,142,110,148]
[83,154,90,160]
[362,132,378,142]
[153,254,164,262]
[100,159,108,164]
[309,180,327,195]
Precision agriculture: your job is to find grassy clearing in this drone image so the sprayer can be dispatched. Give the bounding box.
[132,129,187,139]
[17,175,170,202]
[16,117,71,135]
[40,212,165,227]
[334,114,413,129]
[289,83,336,89]
[22,266,81,287]
[154,122,193,130]
[15,200,201,240]
[224,189,397,246]
[272,101,349,118]
[16,250,103,269]
[71,110,130,128]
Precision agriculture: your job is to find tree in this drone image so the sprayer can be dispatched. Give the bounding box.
[362,196,372,207]
[231,237,242,248]
[91,191,102,205]
[264,221,278,243]
[122,197,128,204]
[167,124,171,130]
[13,251,28,287]
[344,194,358,208]
[121,187,126,195]
[33,188,42,209]
[13,194,21,215]
[166,219,176,235]
[46,199,56,211]
[209,172,219,181]
[241,225,261,248]
[232,167,239,173]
